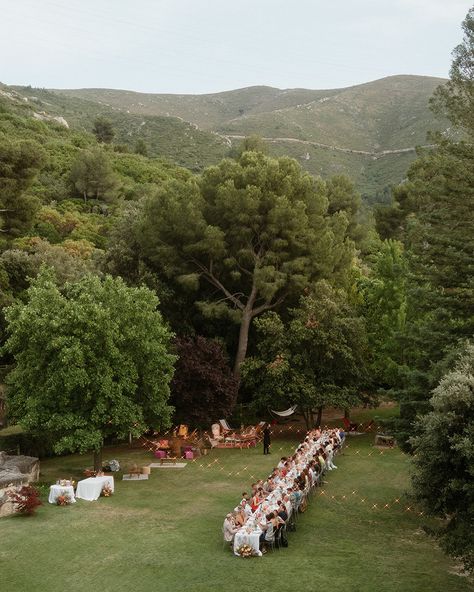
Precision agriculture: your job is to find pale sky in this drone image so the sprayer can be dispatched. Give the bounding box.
[1,0,472,94]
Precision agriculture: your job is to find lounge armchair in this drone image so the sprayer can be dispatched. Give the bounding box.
[342,417,358,432]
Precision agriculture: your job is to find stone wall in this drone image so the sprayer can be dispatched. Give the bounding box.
[0,451,40,517]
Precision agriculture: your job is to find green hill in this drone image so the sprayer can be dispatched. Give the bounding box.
[5,75,449,199]
[7,86,229,172]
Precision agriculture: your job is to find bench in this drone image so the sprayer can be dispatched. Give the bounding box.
[159,457,178,465]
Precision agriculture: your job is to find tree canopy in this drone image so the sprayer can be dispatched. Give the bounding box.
[92,117,115,144]
[3,269,175,468]
[411,343,474,572]
[0,137,45,238]
[242,281,368,428]
[170,335,238,428]
[431,7,474,136]
[139,151,355,379]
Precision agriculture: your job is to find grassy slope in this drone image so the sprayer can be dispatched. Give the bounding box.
[1,408,470,592]
[9,87,229,171]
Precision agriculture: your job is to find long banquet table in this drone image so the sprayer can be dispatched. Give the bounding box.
[76,476,114,501]
[229,428,343,557]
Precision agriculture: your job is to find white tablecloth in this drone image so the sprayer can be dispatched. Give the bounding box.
[233,527,263,557]
[48,484,76,504]
[76,476,114,501]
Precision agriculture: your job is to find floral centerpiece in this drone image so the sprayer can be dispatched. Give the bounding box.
[101,484,113,497]
[56,492,71,506]
[102,459,120,472]
[83,469,97,477]
[237,544,254,558]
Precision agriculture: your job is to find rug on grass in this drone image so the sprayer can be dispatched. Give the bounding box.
[149,462,187,469]
[122,474,149,480]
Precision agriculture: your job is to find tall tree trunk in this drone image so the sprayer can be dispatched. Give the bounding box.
[316,406,323,427]
[344,408,350,419]
[301,408,311,430]
[93,447,103,472]
[233,307,252,381]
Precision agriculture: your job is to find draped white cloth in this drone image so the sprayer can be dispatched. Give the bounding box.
[233,524,263,556]
[48,484,76,504]
[230,428,342,557]
[76,476,114,501]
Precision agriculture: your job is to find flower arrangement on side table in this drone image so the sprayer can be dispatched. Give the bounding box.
[56,492,71,506]
[237,544,254,558]
[102,459,120,472]
[101,484,113,497]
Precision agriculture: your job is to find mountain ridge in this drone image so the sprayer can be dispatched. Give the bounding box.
[6,75,449,199]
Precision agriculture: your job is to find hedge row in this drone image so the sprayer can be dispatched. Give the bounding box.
[0,426,56,458]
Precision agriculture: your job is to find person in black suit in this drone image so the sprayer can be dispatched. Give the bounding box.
[263,424,271,454]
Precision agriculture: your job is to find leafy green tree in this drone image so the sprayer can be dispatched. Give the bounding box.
[0,137,45,237]
[242,281,368,428]
[70,148,120,204]
[431,7,474,135]
[3,269,175,469]
[134,139,148,156]
[92,117,115,144]
[411,343,474,572]
[139,152,354,379]
[380,10,474,448]
[326,175,369,247]
[237,135,269,156]
[358,239,408,388]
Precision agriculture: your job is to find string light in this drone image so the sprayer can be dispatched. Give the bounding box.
[139,425,419,518]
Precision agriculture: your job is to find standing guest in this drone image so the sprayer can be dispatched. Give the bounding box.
[263,424,271,455]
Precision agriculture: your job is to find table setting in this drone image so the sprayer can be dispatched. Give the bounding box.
[233,519,263,557]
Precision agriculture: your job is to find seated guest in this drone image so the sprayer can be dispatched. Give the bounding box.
[263,476,276,492]
[223,513,239,543]
[240,491,250,504]
[240,498,253,517]
[283,493,292,517]
[251,487,265,511]
[233,506,247,527]
[259,512,281,550]
[276,499,288,522]
[277,457,287,469]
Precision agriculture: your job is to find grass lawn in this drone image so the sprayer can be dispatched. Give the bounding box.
[1,409,471,592]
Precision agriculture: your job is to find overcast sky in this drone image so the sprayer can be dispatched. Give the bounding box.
[1,0,472,94]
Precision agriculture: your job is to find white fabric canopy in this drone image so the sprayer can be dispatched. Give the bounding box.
[270,405,297,417]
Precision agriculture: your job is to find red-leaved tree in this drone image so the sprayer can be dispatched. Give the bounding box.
[8,485,42,515]
[170,336,238,428]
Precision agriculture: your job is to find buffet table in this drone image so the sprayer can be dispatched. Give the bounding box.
[76,476,114,501]
[48,484,76,504]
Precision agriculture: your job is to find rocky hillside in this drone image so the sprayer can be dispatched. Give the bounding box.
[6,76,449,200]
